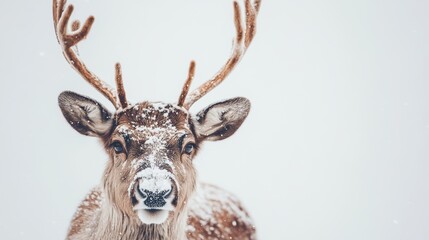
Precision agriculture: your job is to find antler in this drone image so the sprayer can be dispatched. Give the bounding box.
[178,0,261,109]
[53,0,128,109]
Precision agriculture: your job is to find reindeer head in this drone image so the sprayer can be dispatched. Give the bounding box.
[53,0,259,225]
[58,92,250,224]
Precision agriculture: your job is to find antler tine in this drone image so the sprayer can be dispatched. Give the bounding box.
[53,0,122,109]
[181,0,260,110]
[115,63,129,109]
[53,0,66,41]
[178,61,196,107]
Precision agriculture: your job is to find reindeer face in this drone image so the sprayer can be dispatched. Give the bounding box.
[58,91,251,225]
[107,102,197,224]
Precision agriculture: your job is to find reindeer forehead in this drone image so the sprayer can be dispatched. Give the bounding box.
[115,102,190,141]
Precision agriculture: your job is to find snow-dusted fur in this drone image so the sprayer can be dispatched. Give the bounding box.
[67,184,255,240]
[58,94,256,240]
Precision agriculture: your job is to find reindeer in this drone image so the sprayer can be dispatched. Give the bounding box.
[53,0,261,239]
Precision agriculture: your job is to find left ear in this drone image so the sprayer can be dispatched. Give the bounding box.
[193,97,251,142]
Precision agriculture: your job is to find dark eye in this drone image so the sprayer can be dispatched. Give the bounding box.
[112,141,124,154]
[184,143,195,155]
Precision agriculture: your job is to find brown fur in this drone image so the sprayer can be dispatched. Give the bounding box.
[68,184,256,240]
[63,102,256,240]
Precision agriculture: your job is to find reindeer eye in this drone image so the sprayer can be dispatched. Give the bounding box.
[184,143,195,155]
[112,142,124,154]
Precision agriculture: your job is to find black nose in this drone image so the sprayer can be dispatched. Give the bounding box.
[141,189,169,208]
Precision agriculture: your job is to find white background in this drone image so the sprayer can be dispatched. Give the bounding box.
[1,0,429,239]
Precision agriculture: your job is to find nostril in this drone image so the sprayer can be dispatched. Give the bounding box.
[163,188,172,198]
[136,186,147,199]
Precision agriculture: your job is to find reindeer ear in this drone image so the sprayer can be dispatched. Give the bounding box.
[193,97,250,142]
[58,91,114,137]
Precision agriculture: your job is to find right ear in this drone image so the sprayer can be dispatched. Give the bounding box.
[58,91,114,137]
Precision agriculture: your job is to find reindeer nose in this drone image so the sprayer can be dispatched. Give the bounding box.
[137,187,172,208]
